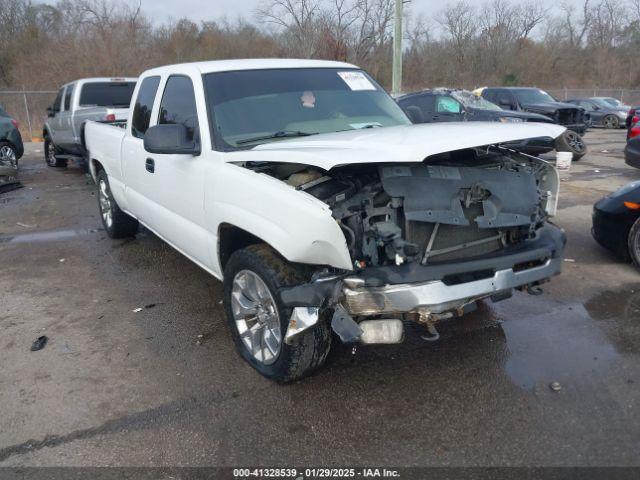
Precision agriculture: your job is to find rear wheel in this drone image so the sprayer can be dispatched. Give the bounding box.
[44,137,67,168]
[96,169,139,238]
[0,141,17,168]
[223,244,331,382]
[627,217,640,269]
[555,130,587,161]
[603,115,619,129]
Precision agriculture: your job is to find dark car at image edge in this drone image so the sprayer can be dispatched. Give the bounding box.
[0,105,24,192]
[593,181,640,266]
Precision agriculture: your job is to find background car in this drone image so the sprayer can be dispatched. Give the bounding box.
[593,181,640,267]
[480,87,588,160]
[596,96,631,112]
[397,88,557,155]
[0,105,24,168]
[567,98,627,129]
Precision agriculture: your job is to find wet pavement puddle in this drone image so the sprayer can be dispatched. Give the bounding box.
[0,228,98,244]
[494,286,640,390]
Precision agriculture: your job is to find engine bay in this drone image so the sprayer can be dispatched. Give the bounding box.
[243,147,558,269]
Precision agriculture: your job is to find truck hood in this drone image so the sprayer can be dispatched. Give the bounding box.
[521,102,581,114]
[227,122,566,171]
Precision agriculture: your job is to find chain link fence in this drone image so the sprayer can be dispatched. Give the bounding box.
[546,88,640,105]
[0,91,56,141]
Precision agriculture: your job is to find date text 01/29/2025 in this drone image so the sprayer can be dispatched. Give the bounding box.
[232,468,401,478]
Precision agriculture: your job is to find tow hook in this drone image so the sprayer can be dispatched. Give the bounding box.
[421,323,440,342]
[417,311,440,342]
[527,284,544,296]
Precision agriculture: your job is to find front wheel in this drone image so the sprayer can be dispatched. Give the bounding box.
[603,115,620,129]
[223,244,331,382]
[44,137,67,168]
[96,169,139,238]
[555,130,587,161]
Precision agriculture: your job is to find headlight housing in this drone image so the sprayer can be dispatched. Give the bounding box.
[498,117,524,123]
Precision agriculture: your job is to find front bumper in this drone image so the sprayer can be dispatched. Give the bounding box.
[282,225,566,342]
[341,257,562,316]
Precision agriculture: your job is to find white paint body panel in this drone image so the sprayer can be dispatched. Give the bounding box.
[85,59,566,278]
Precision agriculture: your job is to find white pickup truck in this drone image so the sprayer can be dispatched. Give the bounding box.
[85,59,567,382]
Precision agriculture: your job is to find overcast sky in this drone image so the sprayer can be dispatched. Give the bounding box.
[35,0,589,27]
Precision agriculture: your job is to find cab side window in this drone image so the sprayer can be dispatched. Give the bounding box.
[495,91,515,110]
[64,84,75,111]
[158,76,199,143]
[53,88,64,113]
[131,76,161,139]
[436,96,462,114]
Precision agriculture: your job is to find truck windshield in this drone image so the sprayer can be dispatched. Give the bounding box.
[513,89,556,105]
[203,68,410,149]
[79,82,136,108]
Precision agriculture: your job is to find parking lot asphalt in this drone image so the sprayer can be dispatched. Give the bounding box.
[1,129,639,467]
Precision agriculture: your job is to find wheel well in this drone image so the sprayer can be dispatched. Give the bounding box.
[218,224,264,271]
[92,159,104,173]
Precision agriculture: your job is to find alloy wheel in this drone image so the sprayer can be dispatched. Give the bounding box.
[0,145,16,167]
[46,141,57,166]
[231,269,282,365]
[565,131,585,153]
[603,115,619,129]
[98,179,113,228]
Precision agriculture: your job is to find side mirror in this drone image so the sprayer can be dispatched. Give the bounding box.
[47,106,55,118]
[404,106,424,124]
[144,124,200,155]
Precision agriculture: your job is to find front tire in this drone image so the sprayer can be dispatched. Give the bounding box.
[628,217,640,269]
[223,244,331,382]
[44,137,67,168]
[96,169,139,238]
[555,130,587,161]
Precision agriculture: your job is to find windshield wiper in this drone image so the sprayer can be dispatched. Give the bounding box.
[236,130,317,145]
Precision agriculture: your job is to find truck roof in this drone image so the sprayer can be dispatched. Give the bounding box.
[142,58,359,77]
[59,77,138,89]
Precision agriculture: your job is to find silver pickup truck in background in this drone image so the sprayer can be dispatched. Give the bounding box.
[43,77,136,168]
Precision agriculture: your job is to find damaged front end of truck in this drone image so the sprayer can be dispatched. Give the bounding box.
[242,138,566,346]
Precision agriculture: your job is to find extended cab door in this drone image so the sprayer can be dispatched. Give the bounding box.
[121,75,162,224]
[138,75,211,268]
[56,83,76,150]
[47,87,65,144]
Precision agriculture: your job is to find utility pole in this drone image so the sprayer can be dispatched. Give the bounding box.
[392,0,403,96]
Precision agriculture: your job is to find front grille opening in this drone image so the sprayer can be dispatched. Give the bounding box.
[442,269,495,286]
[513,258,548,272]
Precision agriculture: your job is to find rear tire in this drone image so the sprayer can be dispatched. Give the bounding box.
[555,130,587,161]
[223,244,331,382]
[603,115,619,129]
[44,137,67,168]
[627,217,640,269]
[96,169,139,238]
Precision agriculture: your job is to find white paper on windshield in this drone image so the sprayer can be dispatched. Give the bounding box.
[338,71,376,91]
